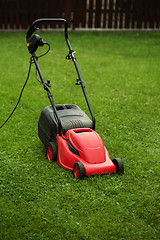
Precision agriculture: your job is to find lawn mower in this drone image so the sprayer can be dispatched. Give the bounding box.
[26,18,124,179]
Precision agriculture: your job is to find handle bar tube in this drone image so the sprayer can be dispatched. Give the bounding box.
[31,54,62,135]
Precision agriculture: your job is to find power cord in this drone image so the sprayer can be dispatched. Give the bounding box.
[0,59,32,129]
[37,42,50,59]
[0,42,50,129]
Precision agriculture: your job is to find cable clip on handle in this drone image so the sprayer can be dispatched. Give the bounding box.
[66,50,76,60]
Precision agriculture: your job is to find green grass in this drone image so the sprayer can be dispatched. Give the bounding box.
[0,31,160,240]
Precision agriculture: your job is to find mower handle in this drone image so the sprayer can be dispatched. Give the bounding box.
[26,18,95,130]
[26,18,72,51]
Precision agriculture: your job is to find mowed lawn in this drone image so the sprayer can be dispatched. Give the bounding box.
[0,31,159,240]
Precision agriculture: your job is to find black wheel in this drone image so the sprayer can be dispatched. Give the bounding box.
[73,162,85,180]
[46,142,57,162]
[112,158,124,174]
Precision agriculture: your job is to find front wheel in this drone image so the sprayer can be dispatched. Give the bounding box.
[73,162,85,180]
[46,142,57,162]
[112,158,124,174]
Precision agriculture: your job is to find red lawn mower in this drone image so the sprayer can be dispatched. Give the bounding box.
[26,19,124,179]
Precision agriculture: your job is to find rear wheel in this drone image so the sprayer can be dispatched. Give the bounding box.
[112,158,124,174]
[73,162,85,180]
[46,142,57,162]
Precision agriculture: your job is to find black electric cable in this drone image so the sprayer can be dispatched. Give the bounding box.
[37,42,50,59]
[0,59,32,129]
[0,42,50,129]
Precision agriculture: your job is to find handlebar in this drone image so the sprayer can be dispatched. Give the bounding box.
[26,18,70,50]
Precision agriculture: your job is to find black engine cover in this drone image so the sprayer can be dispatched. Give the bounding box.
[38,104,93,146]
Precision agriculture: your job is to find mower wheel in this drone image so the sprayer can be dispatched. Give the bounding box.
[112,158,124,174]
[73,162,85,180]
[46,142,57,162]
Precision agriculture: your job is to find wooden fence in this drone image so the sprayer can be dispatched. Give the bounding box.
[0,0,160,30]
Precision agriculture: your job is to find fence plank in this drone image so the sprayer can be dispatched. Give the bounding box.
[155,0,160,28]
[125,0,131,29]
[95,0,102,28]
[15,0,20,28]
[88,0,94,28]
[131,0,136,28]
[143,0,148,28]
[108,0,113,28]
[1,0,9,28]
[8,0,14,28]
[114,0,118,29]
[103,0,107,28]
[149,0,155,28]
[20,0,29,29]
[81,0,87,28]
[119,0,125,29]
[0,0,5,28]
[73,0,80,28]
[65,0,71,26]
[137,0,143,28]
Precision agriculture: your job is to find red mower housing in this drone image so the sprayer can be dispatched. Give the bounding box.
[46,128,123,179]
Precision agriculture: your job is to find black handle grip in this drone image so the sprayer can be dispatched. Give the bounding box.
[26,26,39,43]
[26,18,68,43]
